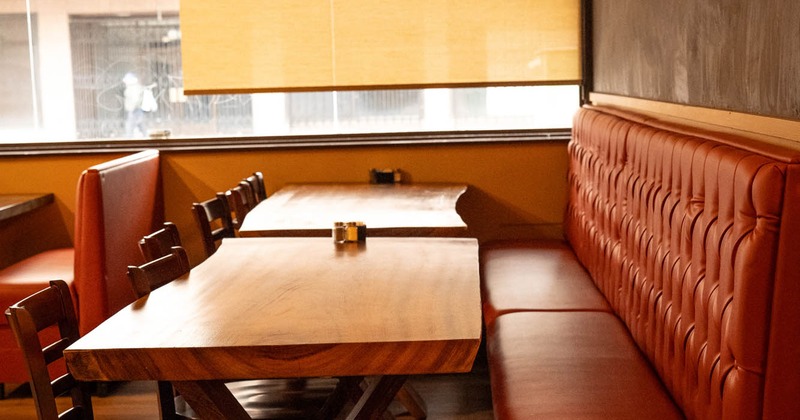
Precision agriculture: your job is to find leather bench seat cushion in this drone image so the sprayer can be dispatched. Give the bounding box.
[480,240,611,325]
[487,311,683,419]
[0,248,75,327]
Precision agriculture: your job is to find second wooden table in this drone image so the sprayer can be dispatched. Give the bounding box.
[0,193,54,222]
[238,183,469,238]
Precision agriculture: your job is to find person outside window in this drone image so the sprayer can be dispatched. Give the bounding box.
[123,72,157,137]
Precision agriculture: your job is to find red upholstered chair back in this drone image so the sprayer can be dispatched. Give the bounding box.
[73,149,162,334]
[564,106,800,419]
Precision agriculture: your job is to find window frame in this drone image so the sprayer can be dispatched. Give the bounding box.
[0,127,572,156]
[0,0,586,155]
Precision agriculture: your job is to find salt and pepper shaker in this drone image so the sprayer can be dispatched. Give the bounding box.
[345,222,359,241]
[333,222,346,243]
[333,221,366,243]
[352,222,366,241]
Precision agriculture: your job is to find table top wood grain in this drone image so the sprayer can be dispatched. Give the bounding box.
[64,237,482,382]
[238,183,469,238]
[0,193,54,222]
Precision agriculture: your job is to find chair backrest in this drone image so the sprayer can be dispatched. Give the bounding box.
[243,171,267,204]
[4,280,94,420]
[226,182,255,230]
[138,222,182,262]
[191,195,235,257]
[127,247,190,299]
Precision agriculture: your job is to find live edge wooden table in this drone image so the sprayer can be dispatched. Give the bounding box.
[64,237,482,420]
[0,193,54,222]
[238,183,469,238]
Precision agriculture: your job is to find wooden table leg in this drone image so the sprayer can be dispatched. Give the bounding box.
[395,383,428,419]
[322,376,427,420]
[156,380,179,420]
[172,380,250,420]
[345,375,408,420]
[318,377,364,419]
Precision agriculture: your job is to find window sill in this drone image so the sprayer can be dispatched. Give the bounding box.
[0,129,572,156]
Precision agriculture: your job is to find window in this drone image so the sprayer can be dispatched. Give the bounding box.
[0,1,579,145]
[0,13,39,130]
[69,15,252,139]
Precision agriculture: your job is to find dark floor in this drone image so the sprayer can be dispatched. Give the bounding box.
[0,351,494,419]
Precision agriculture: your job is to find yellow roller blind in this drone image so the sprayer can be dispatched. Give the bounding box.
[180,0,580,94]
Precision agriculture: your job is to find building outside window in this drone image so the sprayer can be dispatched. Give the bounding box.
[69,14,253,139]
[0,1,579,144]
[0,13,39,131]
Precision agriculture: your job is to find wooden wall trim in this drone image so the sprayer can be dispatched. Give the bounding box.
[590,92,800,150]
[580,0,593,105]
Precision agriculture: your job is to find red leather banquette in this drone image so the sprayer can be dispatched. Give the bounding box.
[0,150,162,388]
[482,106,800,419]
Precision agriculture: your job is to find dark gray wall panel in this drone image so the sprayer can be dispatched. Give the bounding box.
[593,0,800,120]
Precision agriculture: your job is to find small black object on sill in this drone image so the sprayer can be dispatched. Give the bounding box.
[370,168,402,184]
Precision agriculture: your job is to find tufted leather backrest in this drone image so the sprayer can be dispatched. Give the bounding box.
[565,106,800,419]
[73,149,162,334]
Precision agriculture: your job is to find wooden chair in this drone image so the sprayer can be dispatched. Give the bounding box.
[138,222,182,262]
[191,195,235,257]
[4,280,94,420]
[127,247,190,299]
[127,247,191,420]
[243,171,267,204]
[226,182,256,230]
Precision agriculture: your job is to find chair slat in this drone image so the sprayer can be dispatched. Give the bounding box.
[127,246,191,299]
[42,336,73,365]
[50,372,77,398]
[139,222,182,262]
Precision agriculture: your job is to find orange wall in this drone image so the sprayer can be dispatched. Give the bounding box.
[0,141,569,266]
[0,154,123,267]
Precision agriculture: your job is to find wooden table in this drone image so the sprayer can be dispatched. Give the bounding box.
[238,183,469,238]
[0,193,54,222]
[64,237,482,419]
